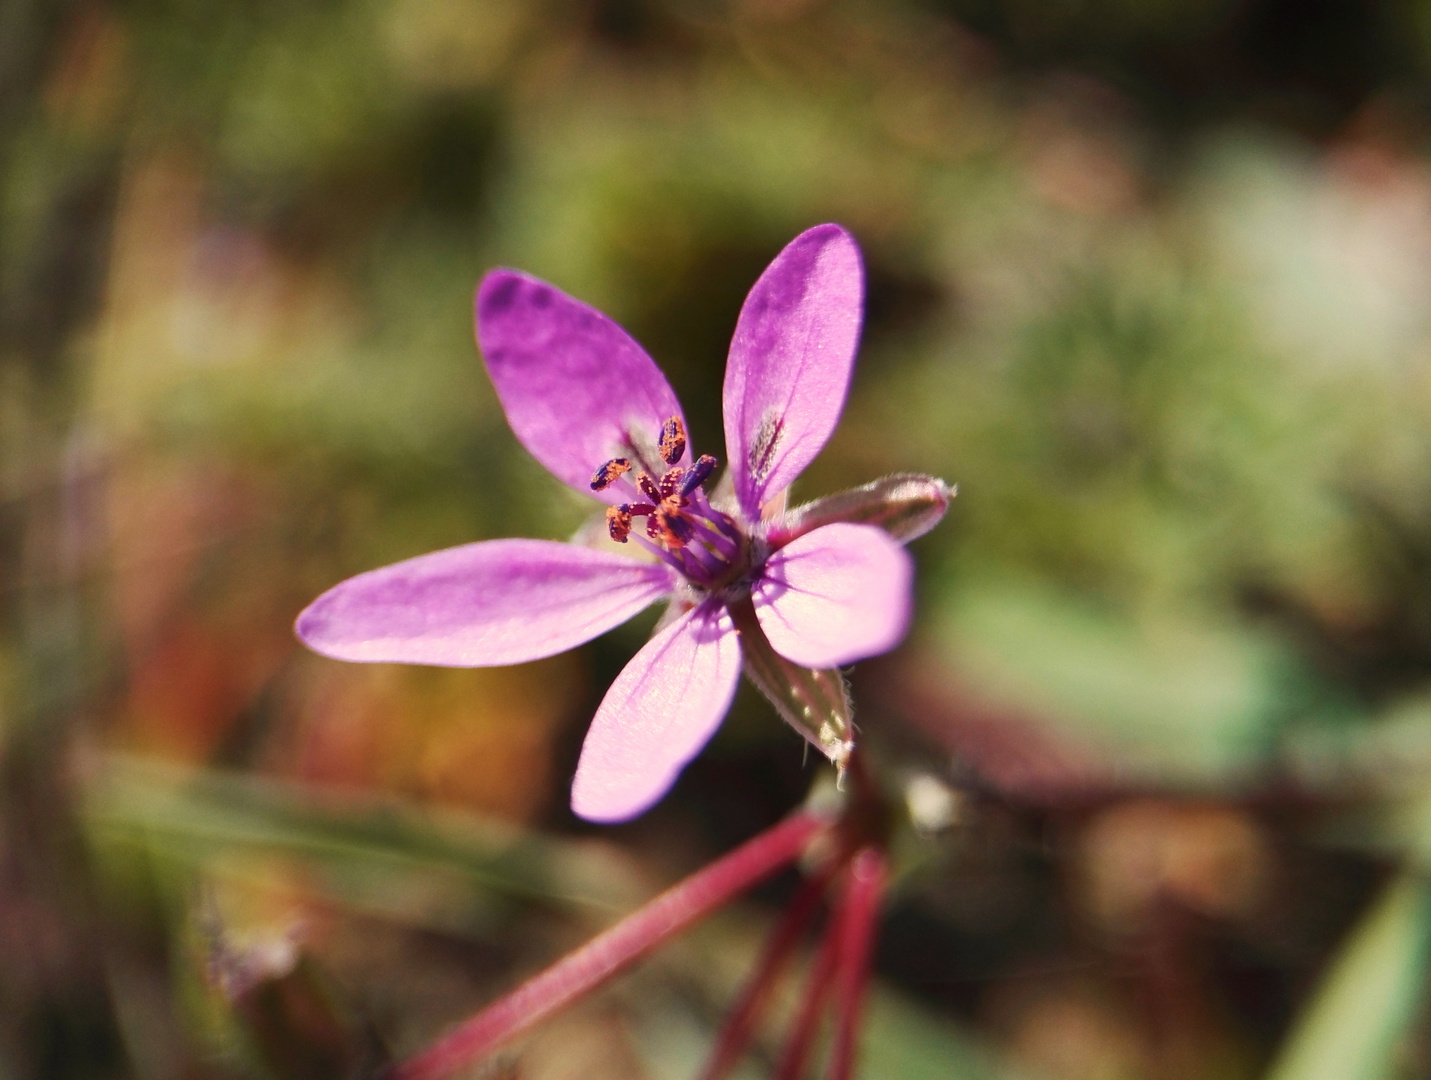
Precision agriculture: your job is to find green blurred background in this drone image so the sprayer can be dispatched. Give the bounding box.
[11,0,1431,1077]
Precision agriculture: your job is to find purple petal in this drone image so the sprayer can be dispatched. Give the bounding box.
[571,601,740,822]
[477,270,688,503]
[296,539,677,666]
[723,225,864,519]
[752,523,912,668]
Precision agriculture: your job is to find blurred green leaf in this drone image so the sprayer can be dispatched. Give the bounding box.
[84,755,640,934]
[862,983,1039,1080]
[1264,870,1431,1080]
[933,573,1298,783]
[1284,699,1431,864]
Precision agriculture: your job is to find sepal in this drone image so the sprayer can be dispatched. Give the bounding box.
[771,473,953,547]
[727,597,854,771]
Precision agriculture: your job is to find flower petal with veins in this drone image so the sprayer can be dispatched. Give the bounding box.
[723,225,863,519]
[572,601,741,822]
[752,523,911,668]
[478,270,688,501]
[297,540,678,666]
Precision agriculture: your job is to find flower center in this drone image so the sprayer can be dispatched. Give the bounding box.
[590,416,746,588]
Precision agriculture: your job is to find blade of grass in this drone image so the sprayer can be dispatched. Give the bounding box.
[1264,869,1431,1080]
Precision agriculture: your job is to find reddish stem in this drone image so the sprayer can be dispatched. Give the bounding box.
[773,898,845,1080]
[826,847,887,1080]
[697,859,842,1080]
[389,811,827,1080]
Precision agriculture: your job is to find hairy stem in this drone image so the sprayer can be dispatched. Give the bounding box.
[827,848,887,1080]
[698,859,843,1080]
[389,811,828,1080]
[773,899,845,1080]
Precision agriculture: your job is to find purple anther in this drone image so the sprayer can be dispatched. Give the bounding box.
[591,458,631,492]
[659,416,687,466]
[680,455,717,496]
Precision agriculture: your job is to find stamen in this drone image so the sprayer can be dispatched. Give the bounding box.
[659,468,684,501]
[680,455,717,496]
[667,513,695,544]
[671,547,706,580]
[688,489,742,543]
[659,416,686,465]
[682,537,725,579]
[590,458,631,491]
[606,505,633,543]
[647,508,694,548]
[629,531,675,566]
[690,513,740,562]
[589,444,737,581]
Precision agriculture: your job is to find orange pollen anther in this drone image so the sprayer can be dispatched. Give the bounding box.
[590,458,631,491]
[659,468,685,501]
[606,505,633,542]
[586,427,732,568]
[647,507,693,548]
[659,416,687,465]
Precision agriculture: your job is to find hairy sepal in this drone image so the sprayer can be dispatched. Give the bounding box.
[727,597,853,769]
[770,473,952,548]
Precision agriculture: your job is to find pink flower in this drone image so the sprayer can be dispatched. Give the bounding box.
[296,225,948,822]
